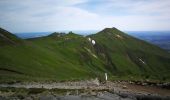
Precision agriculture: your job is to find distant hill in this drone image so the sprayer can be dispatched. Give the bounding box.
[0,27,170,82]
[127,31,170,53]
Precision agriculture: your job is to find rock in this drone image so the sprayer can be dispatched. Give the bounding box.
[0,96,6,100]
[90,91,96,96]
[136,82,141,85]
[146,79,150,82]
[116,34,123,39]
[39,95,56,100]
[24,96,32,100]
[97,92,102,97]
[142,83,147,86]
[66,92,71,96]
[122,85,127,89]
[92,78,100,86]
[62,95,83,100]
[109,88,115,94]
[80,92,88,96]
[129,81,134,84]
[16,95,25,99]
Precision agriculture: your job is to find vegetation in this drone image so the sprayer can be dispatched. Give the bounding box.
[0,27,170,82]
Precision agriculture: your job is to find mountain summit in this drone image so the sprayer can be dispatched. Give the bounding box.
[88,28,170,79]
[0,27,170,82]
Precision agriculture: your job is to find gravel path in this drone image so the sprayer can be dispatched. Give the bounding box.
[0,80,170,100]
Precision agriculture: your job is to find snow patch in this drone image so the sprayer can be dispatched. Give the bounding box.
[84,47,97,58]
[116,34,123,39]
[139,58,146,64]
[87,37,96,45]
[88,37,91,41]
[92,40,96,45]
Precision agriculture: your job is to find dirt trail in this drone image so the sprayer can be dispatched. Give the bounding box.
[0,81,170,100]
[124,83,170,96]
[0,81,170,96]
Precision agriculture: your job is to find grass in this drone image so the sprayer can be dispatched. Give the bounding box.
[0,27,170,82]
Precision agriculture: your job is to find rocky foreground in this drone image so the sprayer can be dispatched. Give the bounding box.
[0,80,170,100]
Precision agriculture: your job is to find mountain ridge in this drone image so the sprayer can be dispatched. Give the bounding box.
[0,28,22,45]
[0,27,170,82]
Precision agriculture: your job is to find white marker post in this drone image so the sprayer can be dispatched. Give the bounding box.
[105,73,107,81]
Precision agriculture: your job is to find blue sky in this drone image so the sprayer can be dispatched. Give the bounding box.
[0,0,170,33]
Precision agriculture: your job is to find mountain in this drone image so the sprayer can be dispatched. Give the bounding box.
[0,28,22,45]
[88,27,170,80]
[0,27,170,82]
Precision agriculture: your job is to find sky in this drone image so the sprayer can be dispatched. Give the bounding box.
[0,0,170,33]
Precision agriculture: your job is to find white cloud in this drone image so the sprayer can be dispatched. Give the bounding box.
[0,0,170,32]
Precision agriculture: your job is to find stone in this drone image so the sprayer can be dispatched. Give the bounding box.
[122,85,127,89]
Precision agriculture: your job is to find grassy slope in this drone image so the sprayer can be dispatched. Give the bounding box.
[0,28,22,45]
[27,32,107,79]
[0,31,104,82]
[0,28,170,82]
[89,28,170,80]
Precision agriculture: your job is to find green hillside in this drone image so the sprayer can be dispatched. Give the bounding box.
[0,27,170,82]
[88,28,170,80]
[0,28,22,45]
